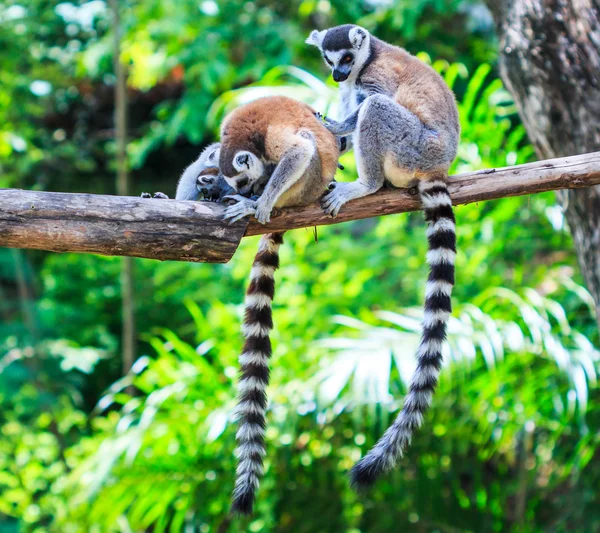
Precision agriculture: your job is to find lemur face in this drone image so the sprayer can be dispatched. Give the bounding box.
[195,167,221,199]
[223,151,265,195]
[306,25,370,83]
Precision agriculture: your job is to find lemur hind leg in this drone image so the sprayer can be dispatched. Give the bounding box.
[322,94,444,217]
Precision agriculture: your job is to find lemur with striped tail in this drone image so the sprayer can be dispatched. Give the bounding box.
[306,25,459,488]
[220,95,340,515]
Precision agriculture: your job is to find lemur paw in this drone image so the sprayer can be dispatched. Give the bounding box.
[322,117,344,135]
[222,194,250,205]
[223,197,257,224]
[254,201,273,225]
[321,182,348,217]
[141,191,170,199]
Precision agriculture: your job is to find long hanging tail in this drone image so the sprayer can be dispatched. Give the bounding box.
[350,178,456,489]
[231,232,284,515]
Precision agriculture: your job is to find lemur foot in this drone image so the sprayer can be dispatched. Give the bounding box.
[223,196,258,224]
[141,192,170,199]
[254,199,274,225]
[321,182,353,217]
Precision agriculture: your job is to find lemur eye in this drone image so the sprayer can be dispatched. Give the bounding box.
[342,54,353,63]
[236,153,250,168]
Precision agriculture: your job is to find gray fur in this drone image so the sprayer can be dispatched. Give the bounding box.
[224,131,319,225]
[307,25,460,490]
[176,142,221,201]
[323,94,446,215]
[307,24,459,215]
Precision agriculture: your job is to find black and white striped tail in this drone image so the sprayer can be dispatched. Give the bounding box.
[350,179,456,489]
[231,232,284,516]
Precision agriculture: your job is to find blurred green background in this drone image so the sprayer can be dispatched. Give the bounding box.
[1,1,599,532]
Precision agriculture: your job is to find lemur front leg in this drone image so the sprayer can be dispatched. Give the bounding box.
[321,106,362,136]
[253,134,315,224]
[322,98,386,216]
[321,144,384,216]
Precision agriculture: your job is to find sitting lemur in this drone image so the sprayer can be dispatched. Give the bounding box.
[141,24,459,510]
[306,24,459,489]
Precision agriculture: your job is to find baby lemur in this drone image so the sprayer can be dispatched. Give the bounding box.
[141,143,236,202]
[307,25,459,489]
[219,95,339,516]
[175,142,237,202]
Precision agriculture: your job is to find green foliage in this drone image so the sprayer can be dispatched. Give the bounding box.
[1,1,599,532]
[51,280,599,532]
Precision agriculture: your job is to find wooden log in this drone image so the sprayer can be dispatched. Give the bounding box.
[0,151,599,262]
[246,151,600,235]
[0,190,247,263]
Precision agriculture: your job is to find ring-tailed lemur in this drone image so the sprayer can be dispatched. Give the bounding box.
[176,143,236,202]
[141,143,236,202]
[219,95,340,515]
[307,25,459,489]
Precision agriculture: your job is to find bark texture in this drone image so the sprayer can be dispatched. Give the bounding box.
[0,152,599,261]
[0,190,247,263]
[485,0,600,327]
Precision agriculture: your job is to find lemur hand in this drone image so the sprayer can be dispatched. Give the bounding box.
[223,196,258,224]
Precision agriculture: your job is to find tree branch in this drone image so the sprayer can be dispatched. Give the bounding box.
[0,151,599,263]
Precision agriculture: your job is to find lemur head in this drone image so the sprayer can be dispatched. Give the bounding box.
[306,24,371,83]
[220,149,266,195]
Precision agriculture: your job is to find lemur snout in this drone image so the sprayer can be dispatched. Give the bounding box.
[333,69,349,82]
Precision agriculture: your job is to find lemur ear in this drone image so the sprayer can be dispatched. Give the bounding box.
[200,142,220,164]
[207,144,220,163]
[349,27,367,49]
[305,29,326,48]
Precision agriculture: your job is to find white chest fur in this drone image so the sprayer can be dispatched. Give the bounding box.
[338,81,360,119]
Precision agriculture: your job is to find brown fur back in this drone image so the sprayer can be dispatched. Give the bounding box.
[220,96,339,193]
[362,39,459,138]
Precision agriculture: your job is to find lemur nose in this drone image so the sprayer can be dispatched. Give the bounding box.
[333,69,349,82]
[200,187,209,196]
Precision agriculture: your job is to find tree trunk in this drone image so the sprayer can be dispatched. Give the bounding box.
[485,0,600,329]
[111,0,136,378]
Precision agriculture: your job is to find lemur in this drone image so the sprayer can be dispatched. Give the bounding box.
[307,25,459,489]
[219,95,340,515]
[141,143,236,202]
